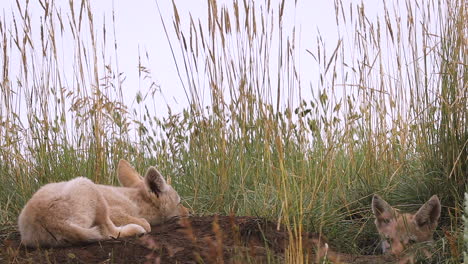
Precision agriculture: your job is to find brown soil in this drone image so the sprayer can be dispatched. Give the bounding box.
[0,215,395,263]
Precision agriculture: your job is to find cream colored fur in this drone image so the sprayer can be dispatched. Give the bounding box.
[18,159,189,247]
[372,194,441,264]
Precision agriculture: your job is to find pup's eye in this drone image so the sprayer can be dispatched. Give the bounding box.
[382,235,392,242]
[382,218,390,224]
[408,239,417,244]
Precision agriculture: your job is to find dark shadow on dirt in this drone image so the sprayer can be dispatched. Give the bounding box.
[1,215,395,263]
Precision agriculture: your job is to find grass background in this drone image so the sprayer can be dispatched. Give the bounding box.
[0,0,466,263]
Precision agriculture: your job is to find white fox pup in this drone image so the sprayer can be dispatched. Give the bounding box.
[18,159,189,247]
[372,194,441,264]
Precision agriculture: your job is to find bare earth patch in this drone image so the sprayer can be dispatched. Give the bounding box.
[1,215,395,263]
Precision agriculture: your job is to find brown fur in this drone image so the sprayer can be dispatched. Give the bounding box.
[18,160,189,247]
[372,194,441,264]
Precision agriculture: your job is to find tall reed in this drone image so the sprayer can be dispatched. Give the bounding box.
[161,0,466,261]
[464,193,468,263]
[0,0,465,262]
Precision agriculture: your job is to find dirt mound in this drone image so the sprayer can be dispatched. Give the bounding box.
[1,215,394,263]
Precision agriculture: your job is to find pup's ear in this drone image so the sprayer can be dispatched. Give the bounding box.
[117,159,143,187]
[144,167,167,197]
[372,195,395,223]
[414,195,441,229]
[372,195,394,217]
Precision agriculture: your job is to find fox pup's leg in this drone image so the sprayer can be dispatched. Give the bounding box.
[115,224,147,238]
[91,188,145,239]
[110,212,151,233]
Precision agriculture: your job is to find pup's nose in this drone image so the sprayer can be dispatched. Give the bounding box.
[178,204,190,216]
[391,241,404,257]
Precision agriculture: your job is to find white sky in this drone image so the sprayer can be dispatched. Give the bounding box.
[0,0,394,116]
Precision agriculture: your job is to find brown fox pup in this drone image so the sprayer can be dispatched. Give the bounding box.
[18,159,189,247]
[372,194,441,264]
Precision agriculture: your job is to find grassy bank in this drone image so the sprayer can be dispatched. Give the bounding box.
[0,0,466,263]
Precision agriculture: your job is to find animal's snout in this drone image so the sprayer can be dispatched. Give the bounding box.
[178,204,190,216]
[390,240,405,257]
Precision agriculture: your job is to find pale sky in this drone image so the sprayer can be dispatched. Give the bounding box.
[1,0,395,116]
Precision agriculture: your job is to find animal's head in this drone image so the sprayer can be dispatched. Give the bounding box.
[117,159,189,223]
[372,194,440,263]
